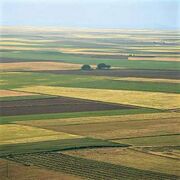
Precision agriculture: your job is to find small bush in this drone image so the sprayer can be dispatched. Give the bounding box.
[97,63,111,70]
[81,64,92,70]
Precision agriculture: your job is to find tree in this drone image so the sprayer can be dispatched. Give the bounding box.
[81,64,92,70]
[97,63,111,70]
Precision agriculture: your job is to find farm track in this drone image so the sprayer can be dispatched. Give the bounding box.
[32,69,180,79]
[6,152,179,180]
[0,97,135,116]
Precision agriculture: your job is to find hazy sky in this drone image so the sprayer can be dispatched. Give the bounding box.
[1,0,179,29]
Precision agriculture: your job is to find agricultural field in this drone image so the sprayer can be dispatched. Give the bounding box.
[0,62,82,71]
[0,158,80,180]
[0,96,129,116]
[17,85,180,109]
[0,27,180,179]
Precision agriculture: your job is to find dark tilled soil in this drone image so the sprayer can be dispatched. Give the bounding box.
[0,96,136,116]
[33,69,180,79]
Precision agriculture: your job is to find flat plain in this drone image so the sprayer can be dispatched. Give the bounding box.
[17,85,180,109]
[0,27,179,179]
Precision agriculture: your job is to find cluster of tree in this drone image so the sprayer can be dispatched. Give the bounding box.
[81,63,111,70]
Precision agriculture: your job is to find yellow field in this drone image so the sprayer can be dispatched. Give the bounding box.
[138,49,180,53]
[59,48,118,53]
[128,46,180,50]
[0,124,81,145]
[0,80,7,85]
[64,148,180,176]
[0,62,81,71]
[0,46,52,51]
[113,77,180,83]
[0,89,36,97]
[17,86,180,109]
[58,47,121,55]
[0,41,38,46]
[0,38,56,43]
[128,56,180,62]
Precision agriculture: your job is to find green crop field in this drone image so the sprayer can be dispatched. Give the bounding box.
[1,50,179,70]
[0,27,179,179]
[117,134,180,146]
[1,72,179,93]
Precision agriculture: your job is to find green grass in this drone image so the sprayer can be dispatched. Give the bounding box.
[0,108,162,124]
[0,95,56,101]
[0,137,127,157]
[1,50,179,70]
[1,72,179,93]
[119,134,180,146]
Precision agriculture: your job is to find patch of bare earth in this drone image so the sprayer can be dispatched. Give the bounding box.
[0,90,36,97]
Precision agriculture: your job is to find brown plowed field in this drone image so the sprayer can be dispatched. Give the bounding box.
[33,69,180,79]
[0,97,135,116]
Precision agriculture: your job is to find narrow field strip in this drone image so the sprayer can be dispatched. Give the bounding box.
[5,152,179,179]
[0,41,39,46]
[16,86,180,109]
[0,94,55,101]
[0,124,81,145]
[0,138,126,157]
[0,62,81,71]
[0,109,160,125]
[110,133,180,140]
[115,134,180,146]
[0,96,126,116]
[113,77,180,84]
[0,89,37,97]
[17,112,180,127]
[0,46,52,51]
[128,56,180,62]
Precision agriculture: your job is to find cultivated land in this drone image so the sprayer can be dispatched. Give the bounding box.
[64,148,180,176]
[0,62,81,71]
[0,96,133,116]
[34,69,180,79]
[0,89,36,97]
[17,85,180,109]
[0,124,81,145]
[0,27,179,179]
[0,158,80,180]
[18,113,179,140]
